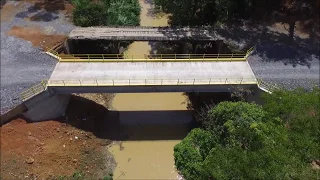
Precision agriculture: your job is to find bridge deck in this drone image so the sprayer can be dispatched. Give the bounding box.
[68,26,221,41]
[48,61,257,86]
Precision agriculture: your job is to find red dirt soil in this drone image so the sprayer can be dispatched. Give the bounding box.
[1,118,113,180]
[7,26,67,50]
[1,0,74,22]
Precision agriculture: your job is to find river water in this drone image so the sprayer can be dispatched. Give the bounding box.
[107,1,190,179]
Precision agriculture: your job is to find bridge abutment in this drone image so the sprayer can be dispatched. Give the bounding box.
[23,94,71,121]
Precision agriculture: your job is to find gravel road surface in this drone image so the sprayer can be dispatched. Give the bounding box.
[1,1,74,114]
[248,43,319,90]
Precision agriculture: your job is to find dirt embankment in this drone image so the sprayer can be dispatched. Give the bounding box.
[2,0,74,51]
[0,95,116,180]
[7,26,67,50]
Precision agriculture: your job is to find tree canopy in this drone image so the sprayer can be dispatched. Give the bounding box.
[72,0,140,27]
[154,0,319,39]
[174,91,320,180]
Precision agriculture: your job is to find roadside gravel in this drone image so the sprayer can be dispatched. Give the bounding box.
[0,1,74,114]
[248,43,319,90]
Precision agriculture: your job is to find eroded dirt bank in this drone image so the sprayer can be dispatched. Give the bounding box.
[0,95,116,180]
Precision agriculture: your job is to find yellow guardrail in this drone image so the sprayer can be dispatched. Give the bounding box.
[45,47,59,57]
[45,45,255,62]
[245,47,254,58]
[20,80,48,101]
[46,78,258,87]
[56,53,248,62]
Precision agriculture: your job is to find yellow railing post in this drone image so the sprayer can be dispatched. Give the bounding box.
[112,80,114,86]
[231,53,233,61]
[203,54,205,61]
[209,78,211,84]
[177,79,179,85]
[193,79,195,85]
[129,79,130,86]
[175,54,176,61]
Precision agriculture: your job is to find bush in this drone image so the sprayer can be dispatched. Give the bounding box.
[175,100,320,180]
[201,101,271,150]
[72,0,140,27]
[262,88,319,138]
[204,145,318,180]
[174,128,216,180]
[107,0,140,26]
[262,88,320,162]
[72,0,108,27]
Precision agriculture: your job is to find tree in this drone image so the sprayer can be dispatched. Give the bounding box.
[174,101,319,180]
[72,0,108,27]
[262,88,320,162]
[107,0,140,26]
[154,0,319,40]
[72,0,140,27]
[271,0,319,40]
[174,128,216,180]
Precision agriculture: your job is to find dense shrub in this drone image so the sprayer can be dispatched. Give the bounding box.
[203,145,318,180]
[72,0,140,27]
[174,99,320,180]
[174,128,216,180]
[107,0,140,26]
[262,88,320,162]
[72,0,108,27]
[200,101,271,150]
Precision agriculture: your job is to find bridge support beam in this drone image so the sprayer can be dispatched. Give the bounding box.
[23,94,71,122]
[65,39,74,54]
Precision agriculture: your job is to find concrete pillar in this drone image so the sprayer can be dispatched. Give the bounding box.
[216,40,224,53]
[180,41,190,58]
[23,94,71,121]
[65,39,74,54]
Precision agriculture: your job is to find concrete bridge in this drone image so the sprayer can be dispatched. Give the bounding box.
[20,56,259,121]
[18,26,260,121]
[47,61,257,94]
[68,26,223,41]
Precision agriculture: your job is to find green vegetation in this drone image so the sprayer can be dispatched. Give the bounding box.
[72,0,140,27]
[154,0,319,40]
[174,89,320,180]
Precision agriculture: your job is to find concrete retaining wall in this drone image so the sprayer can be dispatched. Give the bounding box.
[23,94,71,121]
[0,103,27,126]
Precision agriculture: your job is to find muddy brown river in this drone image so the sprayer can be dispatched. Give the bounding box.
[109,93,191,179]
[107,1,190,179]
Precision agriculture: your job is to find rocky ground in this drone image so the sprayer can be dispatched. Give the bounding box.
[0,0,75,114]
